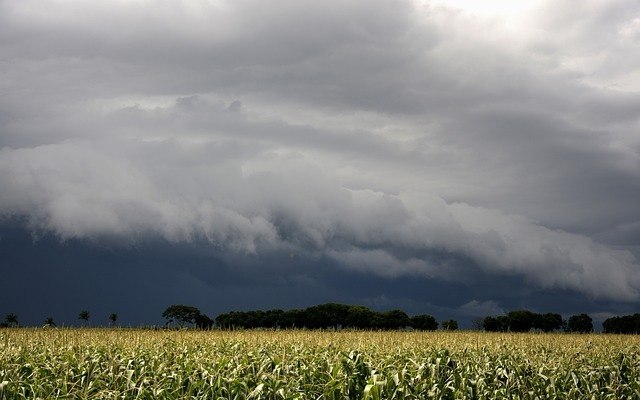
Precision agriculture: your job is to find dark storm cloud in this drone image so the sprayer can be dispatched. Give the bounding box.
[1,223,633,328]
[0,0,639,317]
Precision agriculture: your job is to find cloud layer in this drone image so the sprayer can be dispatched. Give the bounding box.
[1,0,639,304]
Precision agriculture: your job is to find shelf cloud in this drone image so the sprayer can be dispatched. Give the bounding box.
[1,0,639,321]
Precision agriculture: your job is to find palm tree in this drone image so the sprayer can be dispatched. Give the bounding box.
[78,310,90,326]
[109,312,118,327]
[5,313,18,327]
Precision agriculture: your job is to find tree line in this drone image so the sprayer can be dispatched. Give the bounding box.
[602,313,640,334]
[163,303,449,331]
[0,310,118,328]
[481,311,587,333]
[482,310,640,334]
[162,304,638,334]
[2,304,639,334]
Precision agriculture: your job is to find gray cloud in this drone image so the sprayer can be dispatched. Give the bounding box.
[458,300,505,318]
[1,0,639,307]
[1,134,638,301]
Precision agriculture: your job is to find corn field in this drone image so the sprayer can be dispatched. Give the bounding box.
[1,329,639,399]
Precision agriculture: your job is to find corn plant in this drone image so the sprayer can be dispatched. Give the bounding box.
[0,329,639,399]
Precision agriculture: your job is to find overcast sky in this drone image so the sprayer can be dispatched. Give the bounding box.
[1,0,639,328]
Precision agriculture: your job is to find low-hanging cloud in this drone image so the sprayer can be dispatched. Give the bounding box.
[1,130,638,301]
[1,0,639,305]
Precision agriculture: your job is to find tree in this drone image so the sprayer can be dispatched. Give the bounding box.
[216,310,255,329]
[567,314,593,333]
[411,314,438,331]
[496,316,510,332]
[44,317,56,327]
[109,313,118,327]
[280,309,307,328]
[162,304,202,328]
[346,306,376,329]
[5,313,18,327]
[483,316,502,332]
[602,314,640,334]
[263,309,285,328]
[535,313,563,332]
[304,303,351,329]
[194,313,214,330]
[78,310,90,326]
[507,310,536,332]
[377,310,411,330]
[441,320,458,331]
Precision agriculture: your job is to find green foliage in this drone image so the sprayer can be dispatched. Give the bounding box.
[2,330,638,399]
[507,310,536,332]
[346,306,376,329]
[109,313,118,326]
[536,313,563,332]
[216,303,432,330]
[603,313,640,334]
[441,319,458,330]
[567,313,593,333]
[377,310,411,330]
[194,314,214,330]
[4,314,18,328]
[483,316,508,332]
[78,310,90,325]
[484,311,564,333]
[410,314,438,331]
[162,305,202,328]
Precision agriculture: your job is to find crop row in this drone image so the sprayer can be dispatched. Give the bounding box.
[1,329,639,399]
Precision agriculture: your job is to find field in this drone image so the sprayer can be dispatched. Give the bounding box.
[1,329,639,399]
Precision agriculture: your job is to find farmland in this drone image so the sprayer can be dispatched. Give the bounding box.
[1,329,639,399]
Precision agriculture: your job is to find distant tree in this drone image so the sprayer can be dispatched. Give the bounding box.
[162,305,202,328]
[483,315,510,332]
[567,314,593,333]
[5,313,18,327]
[378,310,411,330]
[602,314,640,334]
[216,311,248,329]
[482,315,509,332]
[560,320,568,332]
[244,311,268,329]
[411,314,438,331]
[264,309,285,328]
[193,313,214,330]
[496,315,510,331]
[280,309,307,328]
[483,316,502,332]
[78,310,90,326]
[109,313,118,327]
[535,313,564,332]
[305,303,351,329]
[507,310,537,332]
[346,306,376,329]
[602,316,618,334]
[441,320,458,331]
[44,317,56,327]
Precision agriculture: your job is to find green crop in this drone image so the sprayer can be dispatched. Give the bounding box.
[0,329,638,399]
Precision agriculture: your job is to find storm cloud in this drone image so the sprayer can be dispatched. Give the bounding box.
[1,0,639,323]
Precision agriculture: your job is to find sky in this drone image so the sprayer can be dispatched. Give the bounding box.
[1,0,639,328]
